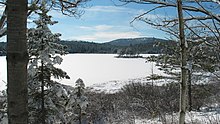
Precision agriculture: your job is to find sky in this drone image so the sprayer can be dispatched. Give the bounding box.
[47,0,170,43]
[1,0,217,43]
[0,0,172,43]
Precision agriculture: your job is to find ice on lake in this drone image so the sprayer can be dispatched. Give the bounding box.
[0,54,163,91]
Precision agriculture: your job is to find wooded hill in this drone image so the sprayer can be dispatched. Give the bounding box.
[0,37,175,56]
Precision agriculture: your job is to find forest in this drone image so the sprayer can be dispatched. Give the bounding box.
[0,0,220,124]
[0,38,174,56]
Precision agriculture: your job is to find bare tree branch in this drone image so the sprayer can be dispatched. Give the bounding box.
[121,0,220,22]
[0,0,89,38]
[131,5,167,24]
[0,2,6,5]
[163,15,220,23]
[0,7,6,29]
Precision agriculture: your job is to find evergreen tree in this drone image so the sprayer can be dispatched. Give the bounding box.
[27,4,70,123]
[65,78,88,124]
[0,90,7,124]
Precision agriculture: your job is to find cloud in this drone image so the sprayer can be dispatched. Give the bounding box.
[49,5,168,42]
[95,25,113,31]
[72,31,143,42]
[79,25,113,31]
[63,24,157,42]
[85,5,133,13]
[66,24,147,42]
[83,5,167,23]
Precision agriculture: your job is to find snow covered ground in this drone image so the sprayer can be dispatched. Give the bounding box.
[89,77,172,93]
[0,54,163,91]
[135,110,220,124]
[1,54,220,123]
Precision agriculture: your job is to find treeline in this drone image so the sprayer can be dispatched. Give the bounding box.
[0,38,175,56]
[59,41,119,53]
[59,38,175,54]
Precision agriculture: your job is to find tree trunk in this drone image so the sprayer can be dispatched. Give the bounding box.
[41,60,46,124]
[188,70,192,111]
[7,0,28,123]
[177,0,188,123]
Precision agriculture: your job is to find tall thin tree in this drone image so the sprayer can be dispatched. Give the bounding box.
[176,0,187,123]
[28,6,69,123]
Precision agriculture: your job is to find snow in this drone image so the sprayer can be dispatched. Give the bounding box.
[54,54,163,89]
[0,54,215,92]
[89,77,171,93]
[0,54,220,123]
[135,111,220,124]
[0,54,163,91]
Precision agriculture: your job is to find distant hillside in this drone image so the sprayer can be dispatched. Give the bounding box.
[105,37,175,54]
[60,37,175,54]
[106,37,168,46]
[0,37,175,56]
[59,41,119,54]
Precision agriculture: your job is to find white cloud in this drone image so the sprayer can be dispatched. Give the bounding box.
[95,25,113,31]
[84,5,167,22]
[85,5,133,13]
[47,5,168,42]
[72,31,144,42]
[79,25,113,31]
[64,24,156,42]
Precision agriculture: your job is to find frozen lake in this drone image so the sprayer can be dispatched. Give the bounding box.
[0,54,162,91]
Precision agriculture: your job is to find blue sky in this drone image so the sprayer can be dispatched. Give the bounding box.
[48,0,170,43]
[0,0,171,43]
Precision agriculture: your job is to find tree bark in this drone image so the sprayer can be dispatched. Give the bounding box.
[7,0,28,123]
[41,60,46,124]
[177,0,188,124]
[188,70,192,112]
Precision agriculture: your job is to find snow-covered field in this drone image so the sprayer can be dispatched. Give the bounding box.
[1,54,220,123]
[0,54,163,91]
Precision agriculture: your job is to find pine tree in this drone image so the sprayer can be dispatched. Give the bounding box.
[27,4,70,123]
[0,90,7,124]
[65,78,88,124]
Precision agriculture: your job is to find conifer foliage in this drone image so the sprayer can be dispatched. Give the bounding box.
[0,90,7,123]
[65,78,88,124]
[27,4,72,123]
